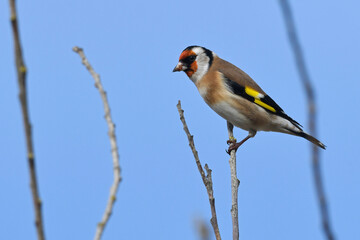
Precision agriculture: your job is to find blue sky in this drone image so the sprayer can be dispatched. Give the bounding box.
[1,1,359,239]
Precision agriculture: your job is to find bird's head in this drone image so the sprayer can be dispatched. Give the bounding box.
[173,46,215,83]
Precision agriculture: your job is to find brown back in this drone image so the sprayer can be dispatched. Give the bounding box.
[212,56,266,95]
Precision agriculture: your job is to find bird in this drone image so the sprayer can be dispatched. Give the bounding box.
[173,45,326,153]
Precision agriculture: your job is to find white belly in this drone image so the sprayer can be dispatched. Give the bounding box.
[208,101,253,131]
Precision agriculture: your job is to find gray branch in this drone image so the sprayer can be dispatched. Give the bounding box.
[177,100,221,240]
[227,123,239,240]
[9,1,46,239]
[278,1,335,239]
[229,150,239,240]
[73,46,122,240]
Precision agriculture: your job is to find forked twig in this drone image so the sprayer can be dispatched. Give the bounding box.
[177,100,221,240]
[73,46,122,240]
[9,1,46,239]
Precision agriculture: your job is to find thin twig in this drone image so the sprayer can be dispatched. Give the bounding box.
[177,100,221,240]
[278,1,335,239]
[72,46,122,240]
[229,151,239,240]
[9,1,46,240]
[227,122,239,240]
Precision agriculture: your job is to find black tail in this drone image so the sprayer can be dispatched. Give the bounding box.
[296,131,326,149]
[285,128,326,149]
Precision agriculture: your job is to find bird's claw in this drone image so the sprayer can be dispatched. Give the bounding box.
[226,140,240,155]
[227,136,237,145]
[227,144,239,154]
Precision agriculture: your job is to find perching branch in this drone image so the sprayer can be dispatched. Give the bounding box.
[229,151,239,240]
[72,46,122,240]
[177,100,221,240]
[9,1,46,240]
[227,123,239,240]
[278,1,335,240]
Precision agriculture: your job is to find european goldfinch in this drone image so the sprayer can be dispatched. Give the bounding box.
[173,46,326,152]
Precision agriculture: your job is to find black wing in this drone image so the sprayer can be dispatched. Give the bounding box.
[223,76,302,130]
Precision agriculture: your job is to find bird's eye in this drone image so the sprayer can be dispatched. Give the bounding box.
[181,55,197,64]
[188,55,196,61]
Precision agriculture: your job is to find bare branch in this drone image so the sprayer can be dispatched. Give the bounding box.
[278,1,335,239]
[72,46,122,240]
[9,1,46,239]
[227,123,239,240]
[176,100,221,240]
[228,150,239,240]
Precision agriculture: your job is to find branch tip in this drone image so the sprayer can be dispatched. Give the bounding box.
[177,101,221,240]
[73,47,122,240]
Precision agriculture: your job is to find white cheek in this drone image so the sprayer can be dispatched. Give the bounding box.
[190,64,208,83]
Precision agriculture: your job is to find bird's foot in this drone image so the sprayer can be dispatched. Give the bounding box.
[226,136,238,154]
[227,136,237,145]
[226,142,241,155]
[226,133,254,155]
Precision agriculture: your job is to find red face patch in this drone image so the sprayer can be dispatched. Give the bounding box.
[179,50,198,77]
[179,50,195,61]
[186,61,198,77]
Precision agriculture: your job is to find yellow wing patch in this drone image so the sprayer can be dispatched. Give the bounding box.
[245,87,261,99]
[245,87,276,113]
[254,99,276,112]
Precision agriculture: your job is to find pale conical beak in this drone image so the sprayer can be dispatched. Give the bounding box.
[173,62,184,72]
